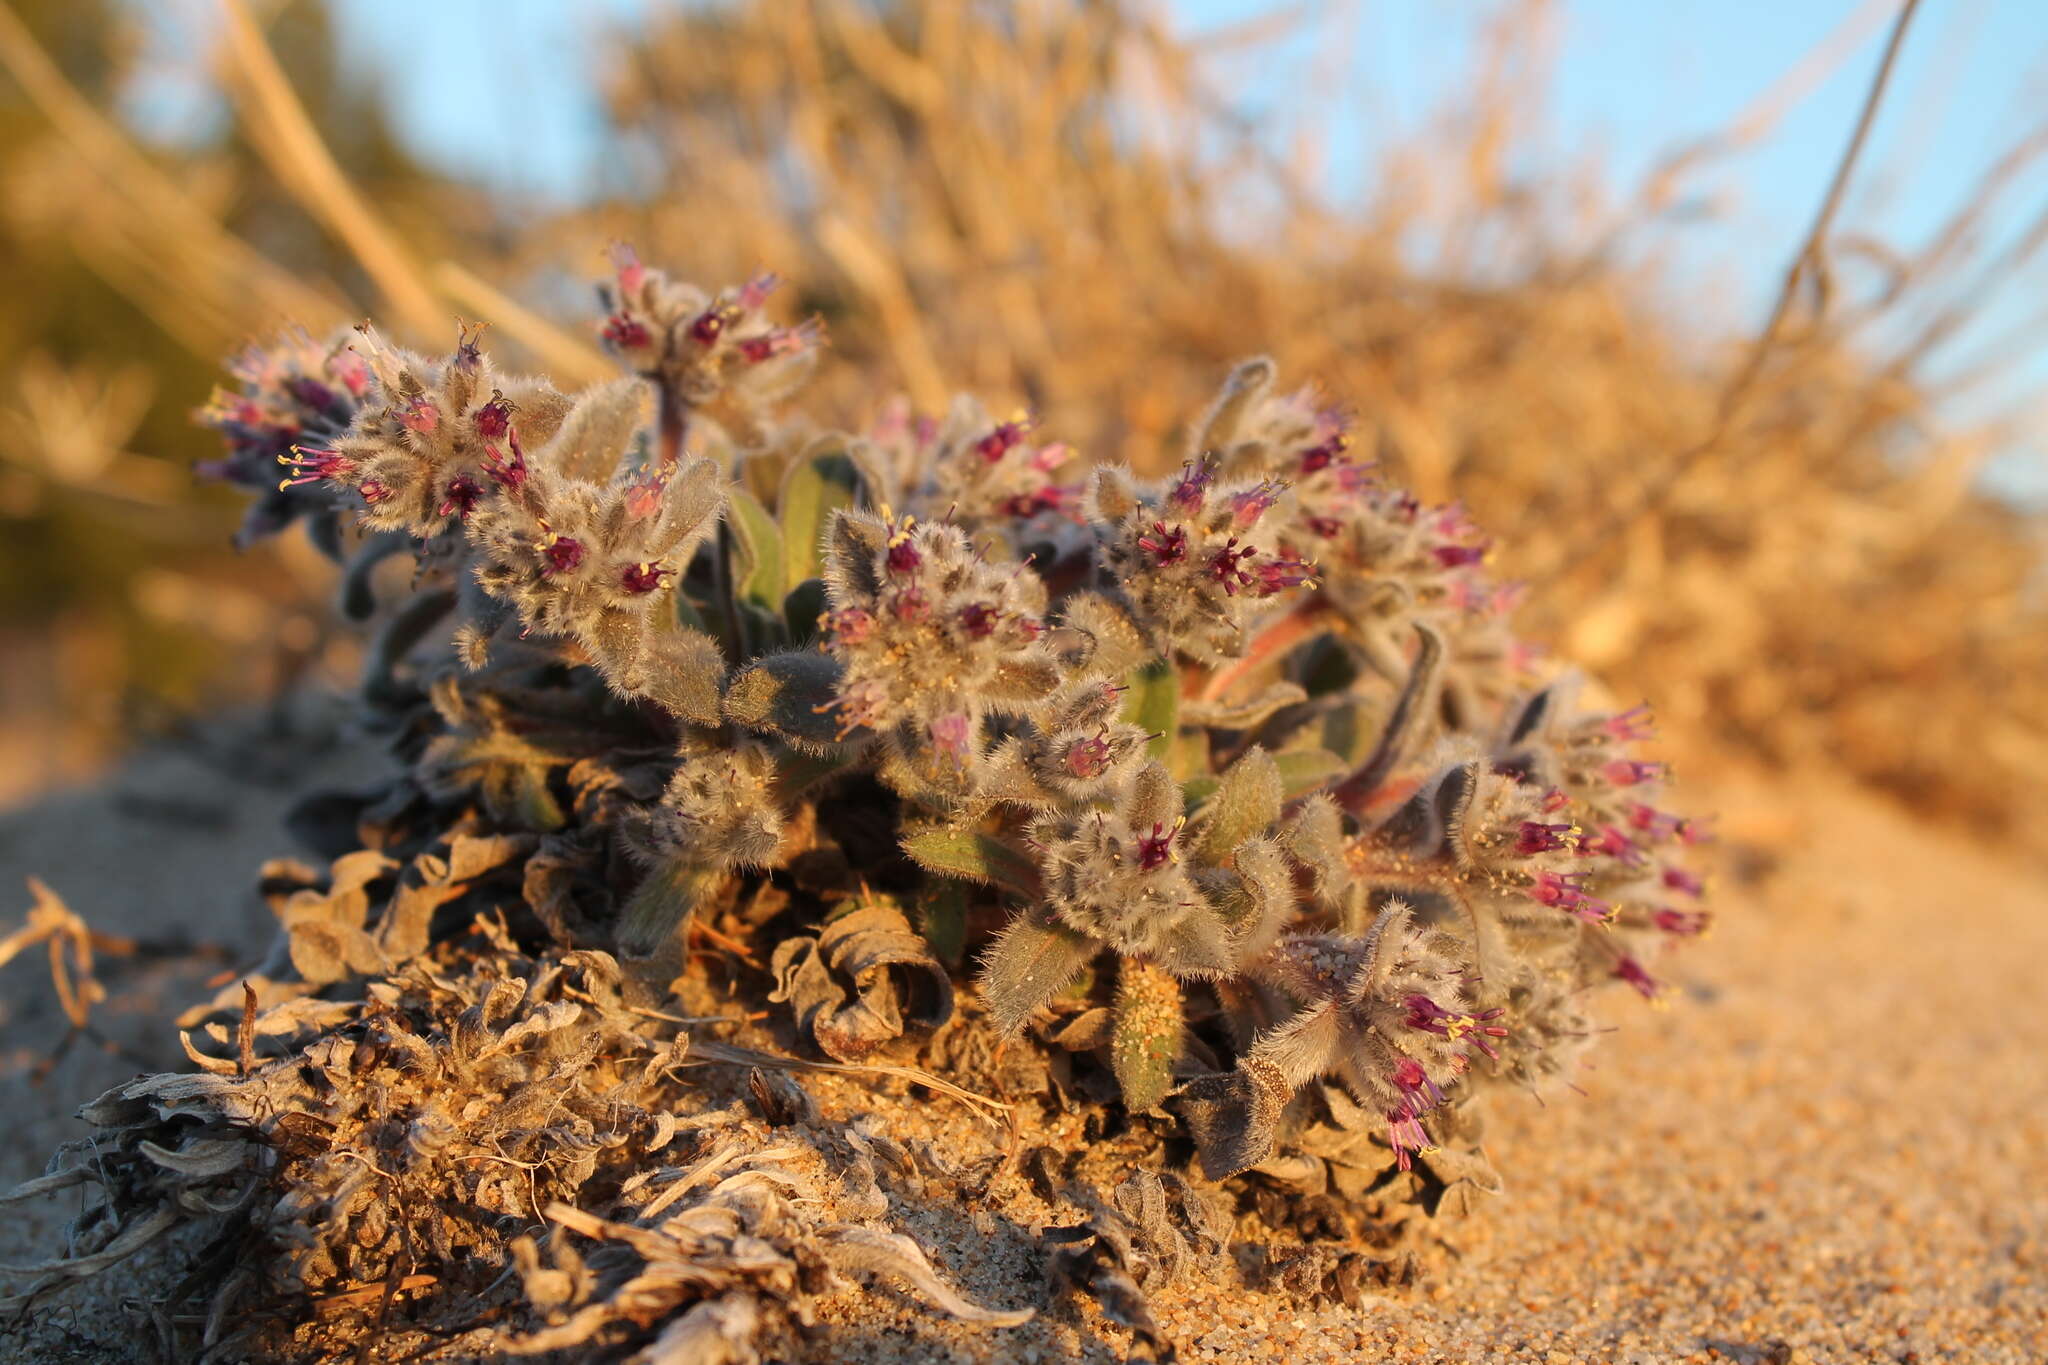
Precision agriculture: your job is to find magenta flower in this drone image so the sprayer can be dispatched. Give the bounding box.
[541,535,586,576]
[1614,955,1662,1001]
[1601,759,1666,787]
[276,446,353,489]
[1528,869,1613,924]
[437,474,483,521]
[1135,819,1179,871]
[1661,865,1705,898]
[1515,819,1574,856]
[1137,521,1188,566]
[1402,993,1508,1060]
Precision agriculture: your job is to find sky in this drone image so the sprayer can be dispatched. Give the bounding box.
[126,0,2048,500]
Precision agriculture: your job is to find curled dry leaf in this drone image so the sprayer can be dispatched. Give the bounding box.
[769,900,953,1062]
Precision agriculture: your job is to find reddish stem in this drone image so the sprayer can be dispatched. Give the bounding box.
[1188,597,1331,704]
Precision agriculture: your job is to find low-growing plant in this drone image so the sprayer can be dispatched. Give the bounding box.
[6,250,1707,1358]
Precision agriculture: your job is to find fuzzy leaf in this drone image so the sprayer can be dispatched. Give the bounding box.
[782,577,828,644]
[918,880,970,969]
[616,858,720,958]
[978,912,1098,1035]
[724,651,853,748]
[779,449,863,588]
[724,486,785,614]
[1191,747,1282,866]
[1184,747,1346,807]
[1171,1058,1290,1181]
[1121,658,1179,764]
[1111,960,1184,1114]
[900,824,1041,900]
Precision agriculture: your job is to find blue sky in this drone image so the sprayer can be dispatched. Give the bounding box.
[127,0,2048,498]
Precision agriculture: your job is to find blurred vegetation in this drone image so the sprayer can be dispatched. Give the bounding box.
[1,0,2044,851]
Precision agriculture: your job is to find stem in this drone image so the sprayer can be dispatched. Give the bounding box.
[1191,597,1330,704]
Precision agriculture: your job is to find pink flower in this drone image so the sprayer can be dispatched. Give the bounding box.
[1579,825,1645,866]
[1253,553,1316,595]
[884,523,922,575]
[621,562,670,595]
[1229,480,1285,529]
[1614,955,1661,1001]
[609,242,646,294]
[1390,1057,1445,1111]
[974,416,1032,463]
[1402,994,1508,1060]
[276,445,354,489]
[1660,865,1705,898]
[475,392,513,440]
[1603,705,1656,742]
[1601,759,1666,788]
[603,313,651,350]
[957,601,1001,639]
[1527,869,1613,924]
[689,308,728,346]
[1430,541,1489,569]
[1208,538,1258,595]
[437,475,483,521]
[888,586,930,622]
[400,397,439,434]
[1386,1101,1434,1171]
[1298,434,1349,474]
[824,606,874,646]
[1135,820,1177,871]
[1063,732,1113,779]
[1166,458,1214,514]
[1137,522,1187,566]
[1653,908,1710,936]
[541,535,586,576]
[1625,802,1685,841]
[482,428,529,490]
[929,712,974,765]
[738,272,780,311]
[1515,819,1573,856]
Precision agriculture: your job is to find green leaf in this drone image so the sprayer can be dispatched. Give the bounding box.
[978,912,1097,1035]
[901,823,1042,900]
[1192,747,1283,866]
[783,577,828,644]
[1122,658,1180,765]
[917,880,970,970]
[724,486,785,614]
[724,650,851,748]
[1112,960,1185,1114]
[615,858,719,956]
[1182,747,1345,809]
[779,450,863,589]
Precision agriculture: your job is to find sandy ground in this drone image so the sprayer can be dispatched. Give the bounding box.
[0,738,2041,1363]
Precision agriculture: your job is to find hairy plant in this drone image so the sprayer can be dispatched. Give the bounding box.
[7,250,1707,1356]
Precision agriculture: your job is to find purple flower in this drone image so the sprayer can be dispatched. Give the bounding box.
[541,535,586,576]
[1601,759,1666,788]
[1137,522,1188,566]
[1514,819,1573,856]
[276,445,353,489]
[1135,819,1179,871]
[1528,869,1613,924]
[437,474,483,521]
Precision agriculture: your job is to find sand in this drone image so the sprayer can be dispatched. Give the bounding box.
[0,738,2041,1363]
